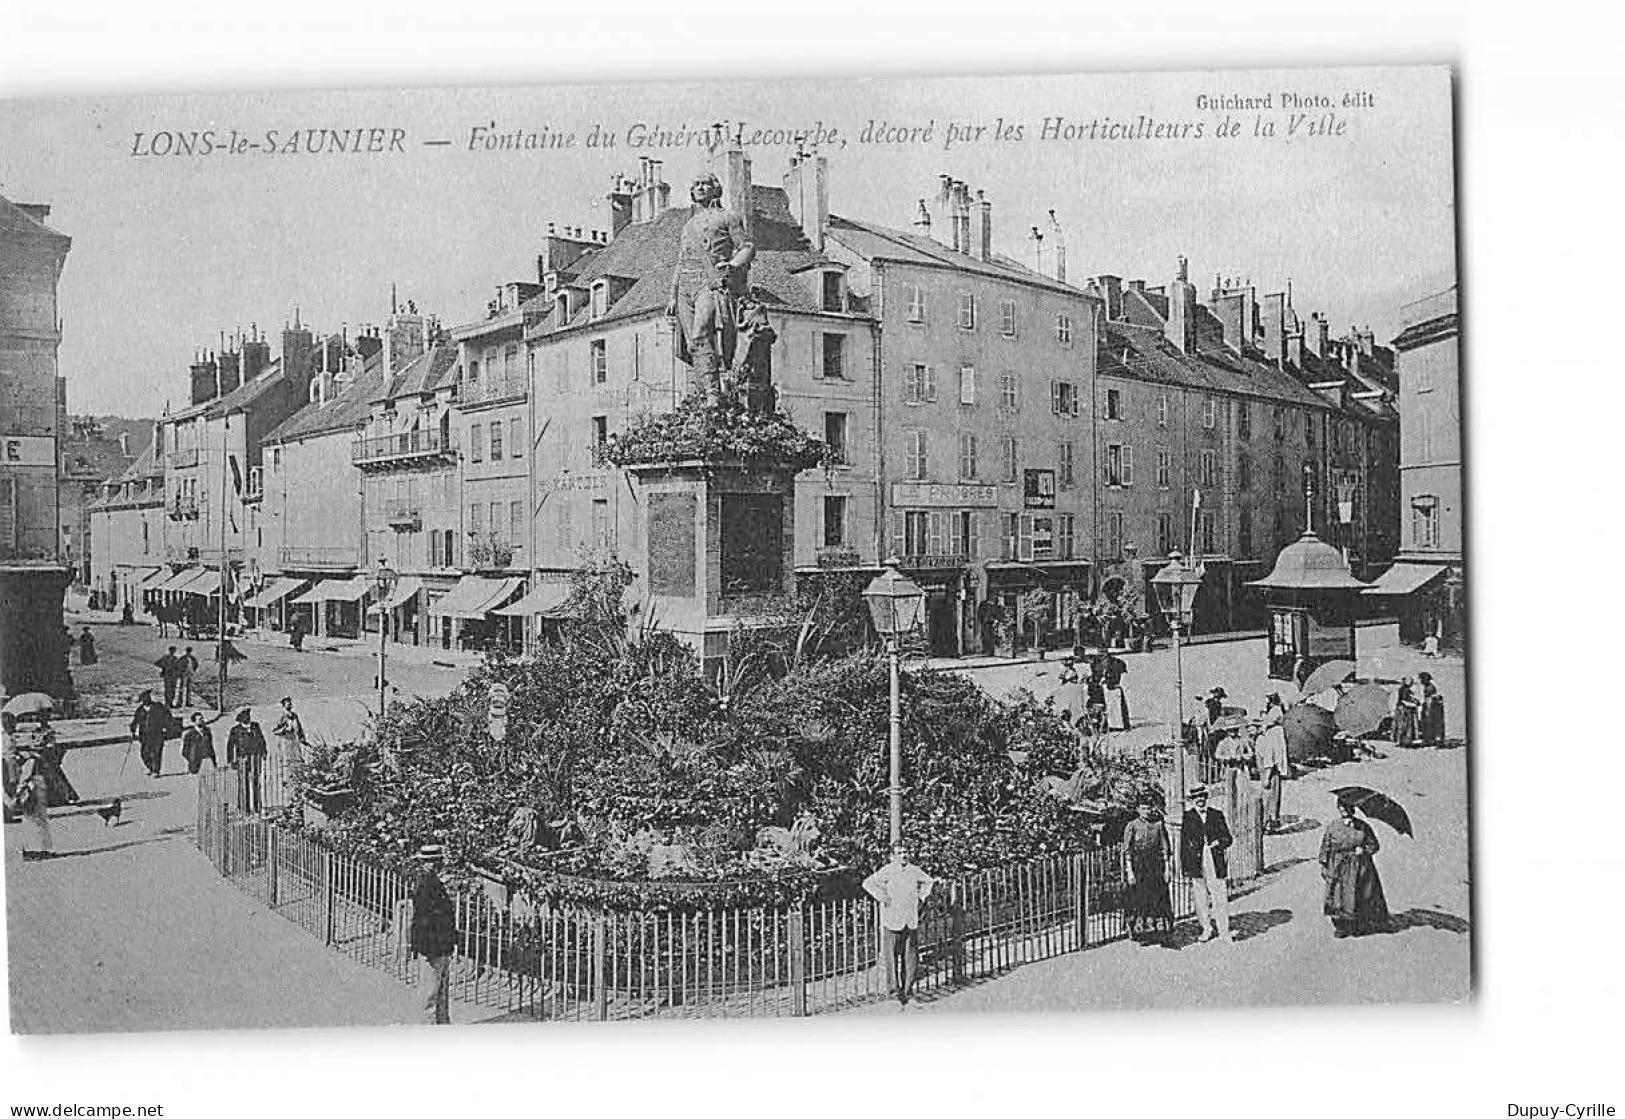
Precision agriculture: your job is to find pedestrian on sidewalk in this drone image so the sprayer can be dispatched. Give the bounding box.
[12,743,53,860]
[182,712,216,775]
[1320,793,1392,938]
[1180,786,1233,943]
[130,690,172,778]
[35,715,79,807]
[226,708,267,814]
[289,614,308,653]
[410,844,457,1025]
[178,646,200,708]
[1102,651,1130,731]
[1419,672,1445,746]
[77,626,97,666]
[1122,795,1174,945]
[156,645,181,708]
[862,843,936,1006]
[1254,701,1292,833]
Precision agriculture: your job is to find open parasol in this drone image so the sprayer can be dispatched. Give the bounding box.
[1332,785,1413,836]
[1300,659,1358,698]
[1211,713,1250,732]
[1334,683,1393,737]
[1283,702,1337,761]
[2,692,55,719]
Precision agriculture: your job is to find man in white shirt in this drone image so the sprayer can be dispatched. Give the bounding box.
[862,844,936,1006]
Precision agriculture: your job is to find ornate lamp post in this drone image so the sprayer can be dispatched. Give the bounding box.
[862,557,926,848]
[1151,550,1204,807]
[372,558,397,718]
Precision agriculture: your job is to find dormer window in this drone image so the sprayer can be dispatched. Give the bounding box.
[555,291,571,324]
[591,281,609,320]
[822,271,845,313]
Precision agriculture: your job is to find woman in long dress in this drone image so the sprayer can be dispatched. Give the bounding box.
[1418,672,1445,745]
[1319,794,1392,937]
[13,746,53,860]
[1121,797,1174,945]
[1392,679,1419,745]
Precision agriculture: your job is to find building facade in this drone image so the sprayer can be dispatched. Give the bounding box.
[1369,283,1463,648]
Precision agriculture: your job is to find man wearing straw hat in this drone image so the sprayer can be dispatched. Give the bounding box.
[410,844,457,1025]
[1179,786,1234,942]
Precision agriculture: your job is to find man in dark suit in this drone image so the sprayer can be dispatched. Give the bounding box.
[1180,786,1234,942]
[410,844,457,1025]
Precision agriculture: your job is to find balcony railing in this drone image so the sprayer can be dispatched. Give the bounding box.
[384,500,422,530]
[278,546,360,571]
[352,429,457,469]
[167,448,199,469]
[168,496,198,521]
[462,371,527,405]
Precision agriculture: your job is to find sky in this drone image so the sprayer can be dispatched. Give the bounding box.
[0,65,1456,418]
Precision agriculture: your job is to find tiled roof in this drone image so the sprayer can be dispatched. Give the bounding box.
[201,358,287,419]
[261,358,385,444]
[117,442,160,482]
[825,214,1085,298]
[524,197,833,339]
[1099,320,1331,410]
[374,343,458,401]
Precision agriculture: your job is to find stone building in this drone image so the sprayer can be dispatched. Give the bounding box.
[58,416,143,586]
[1367,282,1463,648]
[88,437,167,614]
[822,175,1100,656]
[0,194,73,698]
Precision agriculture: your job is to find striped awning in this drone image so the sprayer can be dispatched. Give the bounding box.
[494,581,577,618]
[154,567,200,593]
[243,577,306,610]
[1362,562,1449,597]
[431,575,522,619]
[291,576,371,605]
[181,569,222,596]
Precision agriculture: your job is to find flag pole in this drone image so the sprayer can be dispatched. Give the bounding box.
[217,409,229,713]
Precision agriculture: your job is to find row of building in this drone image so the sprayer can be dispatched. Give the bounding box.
[82,149,1462,658]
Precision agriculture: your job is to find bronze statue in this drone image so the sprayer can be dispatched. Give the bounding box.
[731,300,777,413]
[667,172,755,404]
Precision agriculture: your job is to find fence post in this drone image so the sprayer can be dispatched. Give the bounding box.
[267,826,280,908]
[1075,853,1089,949]
[592,913,609,1021]
[949,883,966,984]
[788,905,808,1016]
[323,848,337,946]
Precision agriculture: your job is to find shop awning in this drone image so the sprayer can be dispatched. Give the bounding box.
[1362,562,1449,597]
[181,569,222,596]
[133,567,167,588]
[243,577,306,610]
[431,575,522,619]
[494,581,578,618]
[291,576,372,605]
[153,567,199,593]
[367,576,423,614]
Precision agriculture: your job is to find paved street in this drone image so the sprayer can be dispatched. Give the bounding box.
[9,615,1469,1030]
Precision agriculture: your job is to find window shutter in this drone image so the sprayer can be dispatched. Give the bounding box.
[1018,514,1034,561]
[967,513,981,559]
[1123,445,1134,486]
[948,513,964,556]
[928,512,944,555]
[1051,382,1061,415]
[1070,386,1081,417]
[924,365,937,402]
[891,511,906,558]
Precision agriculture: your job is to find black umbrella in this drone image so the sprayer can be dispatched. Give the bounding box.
[1332,785,1413,837]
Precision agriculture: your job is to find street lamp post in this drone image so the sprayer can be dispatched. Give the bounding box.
[372,559,397,719]
[861,557,926,849]
[1151,550,1205,809]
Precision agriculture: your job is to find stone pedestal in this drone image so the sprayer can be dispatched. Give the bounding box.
[0,563,73,701]
[626,460,797,678]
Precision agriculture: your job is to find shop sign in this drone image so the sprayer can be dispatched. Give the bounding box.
[1023,469,1055,509]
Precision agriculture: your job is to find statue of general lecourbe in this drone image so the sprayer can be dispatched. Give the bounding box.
[666,172,769,407]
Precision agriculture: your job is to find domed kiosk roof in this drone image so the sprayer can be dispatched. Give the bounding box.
[1247,531,1368,591]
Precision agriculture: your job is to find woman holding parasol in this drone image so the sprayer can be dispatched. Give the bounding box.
[1319,791,1394,937]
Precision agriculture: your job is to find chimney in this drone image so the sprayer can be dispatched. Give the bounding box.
[242,330,272,381]
[955,182,972,255]
[1166,256,1197,354]
[1127,279,1145,294]
[913,199,931,236]
[607,173,635,237]
[189,351,220,406]
[118,432,130,457]
[781,150,828,251]
[1286,329,1305,369]
[1093,275,1123,321]
[1307,313,1330,357]
[1030,226,1045,273]
[1260,291,1288,365]
[1047,210,1066,282]
[1212,291,1246,353]
[713,142,755,239]
[216,347,242,397]
[280,319,315,402]
[934,174,954,245]
[973,190,992,261]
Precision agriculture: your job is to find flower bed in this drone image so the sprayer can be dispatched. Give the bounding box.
[604,397,830,473]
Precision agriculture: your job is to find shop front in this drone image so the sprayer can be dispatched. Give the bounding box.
[1363,559,1459,649]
